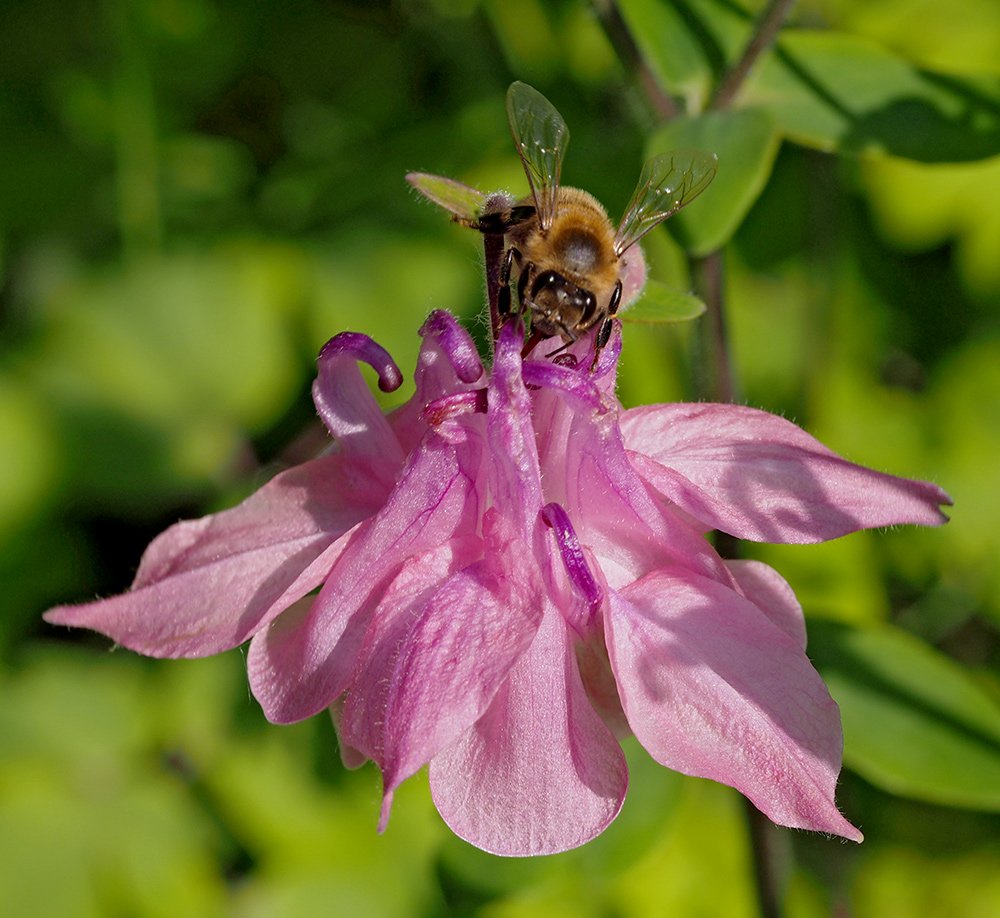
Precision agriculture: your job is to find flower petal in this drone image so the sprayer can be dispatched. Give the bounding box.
[247,424,485,723]
[419,310,486,386]
[542,502,603,633]
[725,559,806,649]
[488,319,544,535]
[605,567,862,841]
[558,399,730,589]
[44,451,387,656]
[429,605,628,856]
[337,535,489,767]
[329,697,368,770]
[372,515,544,826]
[622,403,951,543]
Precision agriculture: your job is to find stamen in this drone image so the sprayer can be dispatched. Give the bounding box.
[542,503,603,616]
[422,388,488,426]
[521,360,602,409]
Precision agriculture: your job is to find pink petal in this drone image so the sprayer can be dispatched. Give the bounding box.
[558,399,730,589]
[488,319,544,535]
[328,697,368,770]
[247,426,485,724]
[725,559,806,649]
[359,324,553,818]
[419,310,486,386]
[618,245,647,312]
[605,567,862,841]
[429,605,628,856]
[541,502,603,633]
[621,403,951,543]
[336,534,488,765]
[372,517,544,825]
[44,451,387,657]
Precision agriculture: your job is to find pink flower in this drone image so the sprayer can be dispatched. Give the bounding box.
[45,311,950,856]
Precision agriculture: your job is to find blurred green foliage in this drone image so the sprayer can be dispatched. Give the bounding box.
[2,0,999,915]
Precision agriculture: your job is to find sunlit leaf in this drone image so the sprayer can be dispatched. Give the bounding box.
[647,108,780,256]
[808,620,1000,810]
[0,380,57,538]
[621,280,706,324]
[615,0,713,104]
[742,30,1000,161]
[822,0,1000,77]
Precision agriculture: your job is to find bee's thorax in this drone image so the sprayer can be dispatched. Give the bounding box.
[553,227,603,275]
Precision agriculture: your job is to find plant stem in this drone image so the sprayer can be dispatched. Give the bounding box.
[743,799,787,918]
[710,0,797,110]
[690,251,737,404]
[107,0,161,258]
[483,230,505,344]
[699,3,798,916]
[481,191,516,350]
[592,0,679,120]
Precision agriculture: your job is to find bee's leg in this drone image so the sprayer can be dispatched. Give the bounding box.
[596,317,614,352]
[497,247,518,317]
[521,329,546,358]
[608,280,622,317]
[476,206,536,235]
[586,281,623,369]
[516,262,533,316]
[589,316,616,371]
[544,336,575,360]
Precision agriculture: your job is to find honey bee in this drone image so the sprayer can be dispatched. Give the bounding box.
[407,82,717,359]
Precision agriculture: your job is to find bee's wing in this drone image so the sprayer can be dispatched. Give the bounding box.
[406,172,488,226]
[613,150,718,257]
[506,82,569,231]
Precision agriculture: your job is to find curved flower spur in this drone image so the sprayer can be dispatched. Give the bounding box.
[46,85,952,857]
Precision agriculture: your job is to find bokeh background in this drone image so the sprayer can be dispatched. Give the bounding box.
[2,0,999,914]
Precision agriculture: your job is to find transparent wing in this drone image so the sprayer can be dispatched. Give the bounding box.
[505,82,569,231]
[406,172,488,226]
[613,150,718,256]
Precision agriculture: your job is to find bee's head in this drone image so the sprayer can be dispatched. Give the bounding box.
[529,270,598,339]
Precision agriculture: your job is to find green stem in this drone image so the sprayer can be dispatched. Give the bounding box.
[690,251,737,404]
[107,0,161,258]
[606,0,799,913]
[743,798,787,918]
[710,0,797,110]
[593,0,680,119]
[702,3,799,915]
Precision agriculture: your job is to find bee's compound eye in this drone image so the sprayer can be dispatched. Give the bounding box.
[533,270,561,292]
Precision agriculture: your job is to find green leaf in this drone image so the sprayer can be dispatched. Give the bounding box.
[742,30,1000,162]
[808,619,1000,810]
[621,280,706,324]
[647,108,780,256]
[615,0,713,104]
